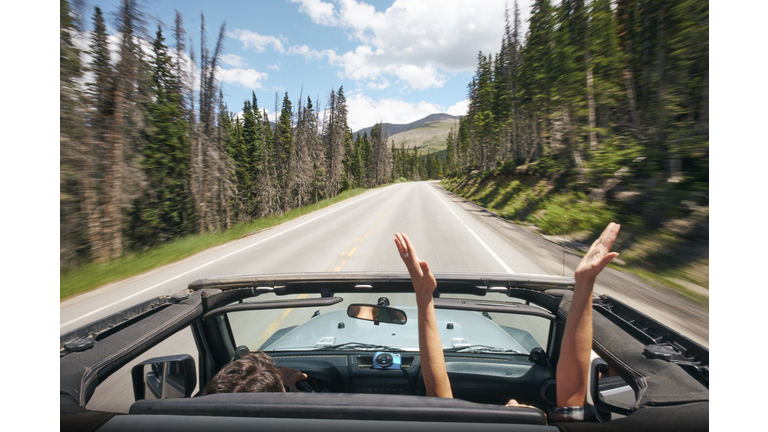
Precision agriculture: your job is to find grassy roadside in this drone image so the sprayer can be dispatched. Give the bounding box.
[615,265,709,309]
[60,188,368,300]
[441,174,708,310]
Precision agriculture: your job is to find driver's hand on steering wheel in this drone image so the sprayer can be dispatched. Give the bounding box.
[277,366,308,391]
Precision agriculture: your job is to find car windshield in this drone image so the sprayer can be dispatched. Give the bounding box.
[226,292,551,355]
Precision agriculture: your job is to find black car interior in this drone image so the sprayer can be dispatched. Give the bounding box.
[61,273,709,432]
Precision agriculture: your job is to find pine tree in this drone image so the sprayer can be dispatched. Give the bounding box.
[390,141,397,182]
[60,0,91,267]
[128,26,193,247]
[276,92,293,212]
[101,0,146,259]
[294,94,315,207]
[518,0,554,163]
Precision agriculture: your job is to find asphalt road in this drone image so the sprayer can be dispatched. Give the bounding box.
[61,181,708,413]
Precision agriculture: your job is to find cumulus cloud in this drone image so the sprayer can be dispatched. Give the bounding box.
[345,92,449,132]
[216,67,269,90]
[228,29,287,53]
[288,44,336,61]
[220,53,248,68]
[446,99,469,117]
[290,0,507,91]
[292,0,338,25]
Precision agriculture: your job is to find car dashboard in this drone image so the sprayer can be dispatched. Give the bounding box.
[268,350,557,408]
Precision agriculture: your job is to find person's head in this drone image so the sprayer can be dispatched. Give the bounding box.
[199,352,284,395]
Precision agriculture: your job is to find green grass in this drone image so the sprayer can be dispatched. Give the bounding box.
[529,192,618,239]
[618,266,709,310]
[442,173,708,311]
[60,188,368,300]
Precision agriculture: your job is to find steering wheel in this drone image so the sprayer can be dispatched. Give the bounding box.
[294,380,314,392]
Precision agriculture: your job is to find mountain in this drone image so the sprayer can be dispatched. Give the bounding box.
[352,113,461,141]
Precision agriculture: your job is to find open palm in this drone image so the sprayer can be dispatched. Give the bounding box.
[575,222,621,283]
[394,232,436,299]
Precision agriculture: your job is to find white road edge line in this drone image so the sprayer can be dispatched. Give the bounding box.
[60,185,402,329]
[429,187,515,274]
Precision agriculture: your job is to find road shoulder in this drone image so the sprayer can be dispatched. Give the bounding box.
[430,183,709,347]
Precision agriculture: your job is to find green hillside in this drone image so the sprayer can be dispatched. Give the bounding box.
[389,118,457,155]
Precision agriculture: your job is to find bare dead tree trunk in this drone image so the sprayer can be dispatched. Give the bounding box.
[525,110,536,165]
[586,57,598,152]
[699,69,708,137]
[564,106,586,181]
[103,38,128,260]
[618,2,640,135]
[81,169,104,263]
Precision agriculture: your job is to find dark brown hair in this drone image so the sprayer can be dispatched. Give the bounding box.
[199,352,284,395]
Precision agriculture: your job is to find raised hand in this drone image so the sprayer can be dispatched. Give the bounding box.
[394,232,437,301]
[393,232,451,398]
[574,222,621,285]
[557,222,621,408]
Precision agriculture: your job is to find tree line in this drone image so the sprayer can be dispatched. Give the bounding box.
[391,142,445,182]
[444,0,708,194]
[60,0,393,270]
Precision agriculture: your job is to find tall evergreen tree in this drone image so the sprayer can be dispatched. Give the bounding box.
[129,26,193,247]
[276,92,293,212]
[60,0,91,267]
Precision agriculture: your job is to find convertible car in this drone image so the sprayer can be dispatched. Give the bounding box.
[60,272,708,431]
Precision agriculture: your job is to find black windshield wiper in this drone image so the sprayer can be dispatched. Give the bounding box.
[320,342,403,351]
[444,345,525,354]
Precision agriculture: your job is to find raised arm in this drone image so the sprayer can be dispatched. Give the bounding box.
[556,222,621,408]
[394,233,453,398]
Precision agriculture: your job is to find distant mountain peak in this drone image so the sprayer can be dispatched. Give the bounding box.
[353,113,461,139]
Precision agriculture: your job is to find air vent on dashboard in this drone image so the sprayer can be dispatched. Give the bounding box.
[540,379,557,406]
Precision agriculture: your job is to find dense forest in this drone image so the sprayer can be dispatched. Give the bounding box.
[444,0,707,228]
[441,0,708,293]
[60,0,394,270]
[447,0,707,182]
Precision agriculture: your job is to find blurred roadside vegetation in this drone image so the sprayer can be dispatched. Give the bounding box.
[443,170,708,309]
[61,188,366,300]
[440,0,708,309]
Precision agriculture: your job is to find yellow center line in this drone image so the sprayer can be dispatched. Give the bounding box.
[256,293,309,343]
[333,197,399,272]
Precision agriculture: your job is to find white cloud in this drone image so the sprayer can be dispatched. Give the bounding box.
[228,29,286,53]
[345,93,447,132]
[288,44,335,61]
[216,67,269,90]
[220,53,248,68]
[267,64,280,70]
[290,0,508,91]
[290,0,338,26]
[446,99,469,117]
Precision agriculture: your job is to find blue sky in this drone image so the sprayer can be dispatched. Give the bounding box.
[80,0,531,131]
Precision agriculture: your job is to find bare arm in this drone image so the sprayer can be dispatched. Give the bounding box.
[556,222,620,407]
[394,233,453,398]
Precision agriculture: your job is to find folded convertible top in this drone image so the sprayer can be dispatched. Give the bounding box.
[130,392,548,425]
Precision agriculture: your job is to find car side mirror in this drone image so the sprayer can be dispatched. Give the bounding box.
[589,357,635,419]
[347,304,407,325]
[131,354,197,401]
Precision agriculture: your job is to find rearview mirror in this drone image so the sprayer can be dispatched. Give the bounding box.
[132,354,196,401]
[347,304,407,325]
